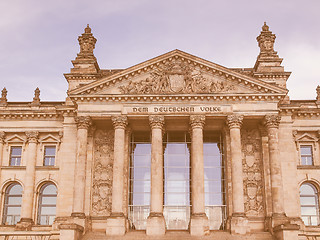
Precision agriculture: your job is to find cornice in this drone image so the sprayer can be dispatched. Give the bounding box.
[68,50,287,96]
[69,93,285,103]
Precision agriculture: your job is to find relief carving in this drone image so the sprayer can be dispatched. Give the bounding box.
[119,59,235,94]
[92,129,114,216]
[241,128,264,216]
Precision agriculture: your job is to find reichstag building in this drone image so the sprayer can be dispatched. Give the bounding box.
[0,23,319,240]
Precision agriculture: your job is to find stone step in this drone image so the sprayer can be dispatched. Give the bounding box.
[82,231,275,240]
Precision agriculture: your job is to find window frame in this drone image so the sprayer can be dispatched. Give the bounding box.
[2,183,23,225]
[300,182,320,226]
[9,146,22,166]
[299,145,314,166]
[37,183,57,225]
[43,145,57,166]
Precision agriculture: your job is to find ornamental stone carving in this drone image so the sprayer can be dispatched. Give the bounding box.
[92,129,114,216]
[118,59,235,94]
[149,115,165,130]
[264,114,281,129]
[111,115,128,129]
[0,88,7,105]
[241,128,264,216]
[190,115,206,129]
[226,114,243,129]
[25,131,39,143]
[0,131,5,143]
[75,116,92,129]
[256,22,277,58]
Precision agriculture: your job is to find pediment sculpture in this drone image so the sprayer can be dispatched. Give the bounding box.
[118,59,235,94]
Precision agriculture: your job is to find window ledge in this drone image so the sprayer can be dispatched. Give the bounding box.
[35,166,59,171]
[297,165,320,170]
[1,166,26,170]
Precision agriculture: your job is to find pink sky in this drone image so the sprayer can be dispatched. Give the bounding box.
[0,0,319,101]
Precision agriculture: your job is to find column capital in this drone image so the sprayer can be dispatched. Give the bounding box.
[111,115,128,129]
[227,114,243,129]
[0,131,5,143]
[75,116,92,129]
[190,115,205,129]
[149,115,165,130]
[264,114,281,129]
[25,131,39,143]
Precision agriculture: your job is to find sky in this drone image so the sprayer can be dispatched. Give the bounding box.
[0,0,319,101]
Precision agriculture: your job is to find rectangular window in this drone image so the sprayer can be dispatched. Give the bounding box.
[10,146,22,166]
[43,146,56,166]
[300,145,313,165]
[128,132,151,230]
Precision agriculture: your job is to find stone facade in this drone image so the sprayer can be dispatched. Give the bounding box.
[0,23,319,240]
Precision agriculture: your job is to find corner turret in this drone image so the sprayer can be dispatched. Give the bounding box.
[253,22,291,89]
[64,25,101,91]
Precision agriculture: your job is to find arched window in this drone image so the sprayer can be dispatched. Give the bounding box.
[300,183,320,226]
[2,183,22,225]
[38,183,57,225]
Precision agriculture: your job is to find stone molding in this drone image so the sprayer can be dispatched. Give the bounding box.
[111,115,128,129]
[264,114,281,129]
[75,116,92,129]
[226,114,243,129]
[149,115,165,130]
[25,131,39,143]
[190,115,205,129]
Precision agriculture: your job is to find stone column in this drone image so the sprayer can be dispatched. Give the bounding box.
[147,115,166,235]
[72,116,92,219]
[16,131,39,230]
[226,115,248,235]
[264,115,287,225]
[189,115,209,236]
[106,115,128,236]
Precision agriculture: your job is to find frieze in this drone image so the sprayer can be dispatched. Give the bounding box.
[91,129,114,216]
[123,105,232,114]
[241,128,264,217]
[118,59,236,94]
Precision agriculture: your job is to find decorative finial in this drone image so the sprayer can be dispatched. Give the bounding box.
[77,24,97,59]
[316,85,320,103]
[262,22,269,31]
[256,22,277,57]
[85,24,91,33]
[0,87,7,105]
[32,87,40,106]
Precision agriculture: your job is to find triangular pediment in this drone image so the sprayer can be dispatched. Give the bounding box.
[69,49,287,100]
[296,133,318,142]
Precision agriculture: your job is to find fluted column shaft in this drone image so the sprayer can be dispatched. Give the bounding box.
[73,116,92,214]
[190,115,206,215]
[264,114,285,215]
[21,131,39,221]
[227,115,245,215]
[111,115,128,215]
[149,116,165,214]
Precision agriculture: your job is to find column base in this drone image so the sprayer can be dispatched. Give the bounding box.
[106,213,127,236]
[59,223,84,240]
[189,213,209,236]
[15,218,34,231]
[273,223,300,240]
[229,213,249,235]
[146,212,166,235]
